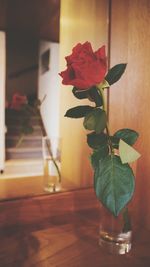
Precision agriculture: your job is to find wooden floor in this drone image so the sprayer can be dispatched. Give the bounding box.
[0,190,150,267]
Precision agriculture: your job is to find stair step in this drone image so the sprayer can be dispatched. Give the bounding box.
[6,136,42,148]
[5,108,44,160]
[6,147,43,160]
[0,159,44,178]
[6,147,43,152]
[6,125,43,136]
[6,116,41,126]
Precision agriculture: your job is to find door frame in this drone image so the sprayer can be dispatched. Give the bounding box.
[0,31,6,172]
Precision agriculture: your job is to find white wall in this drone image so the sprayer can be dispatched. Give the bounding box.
[0,31,6,170]
[38,41,60,142]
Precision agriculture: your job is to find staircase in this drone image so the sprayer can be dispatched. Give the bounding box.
[4,109,44,177]
[6,109,44,160]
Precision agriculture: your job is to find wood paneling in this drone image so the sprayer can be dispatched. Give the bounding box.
[0,187,99,228]
[109,0,150,228]
[59,0,109,188]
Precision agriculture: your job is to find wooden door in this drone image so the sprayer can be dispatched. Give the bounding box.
[109,0,150,229]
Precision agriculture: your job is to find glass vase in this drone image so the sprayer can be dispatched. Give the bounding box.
[42,136,61,193]
[99,206,132,255]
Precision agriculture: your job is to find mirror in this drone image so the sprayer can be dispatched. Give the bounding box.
[0,0,109,200]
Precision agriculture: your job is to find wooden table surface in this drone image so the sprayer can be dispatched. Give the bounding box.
[0,207,150,267]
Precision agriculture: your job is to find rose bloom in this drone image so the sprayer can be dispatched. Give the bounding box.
[59,42,107,90]
[10,93,28,110]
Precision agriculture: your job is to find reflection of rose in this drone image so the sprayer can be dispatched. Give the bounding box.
[59,42,107,90]
[10,93,28,110]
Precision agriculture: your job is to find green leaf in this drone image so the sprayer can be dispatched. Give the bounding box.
[33,99,41,108]
[83,108,106,133]
[119,139,141,164]
[72,87,89,99]
[94,155,135,216]
[88,86,103,106]
[105,64,127,85]
[21,103,33,112]
[110,136,120,149]
[113,128,139,147]
[72,86,103,107]
[87,132,108,149]
[90,146,109,170]
[65,105,94,118]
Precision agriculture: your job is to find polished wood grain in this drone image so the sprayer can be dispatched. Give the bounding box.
[109,0,150,229]
[0,188,99,228]
[59,0,109,189]
[0,207,150,267]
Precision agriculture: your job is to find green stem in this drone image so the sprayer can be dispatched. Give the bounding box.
[122,207,132,232]
[15,134,24,148]
[97,85,107,112]
[96,86,131,226]
[45,139,61,183]
[97,84,114,155]
[106,126,114,155]
[37,97,61,184]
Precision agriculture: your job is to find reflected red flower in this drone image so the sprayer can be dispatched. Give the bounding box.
[10,93,27,110]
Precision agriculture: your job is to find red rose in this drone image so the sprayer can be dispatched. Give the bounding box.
[59,42,107,90]
[10,93,28,110]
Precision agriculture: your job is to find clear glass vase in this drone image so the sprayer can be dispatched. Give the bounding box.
[42,136,61,193]
[99,206,132,255]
